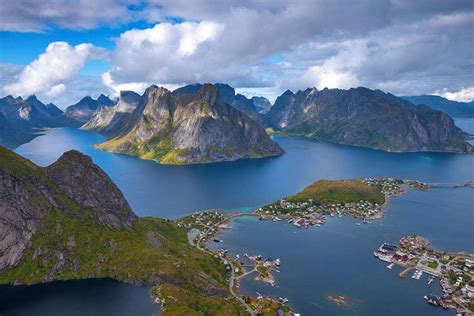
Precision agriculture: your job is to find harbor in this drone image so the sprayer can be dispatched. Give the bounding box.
[374,236,474,314]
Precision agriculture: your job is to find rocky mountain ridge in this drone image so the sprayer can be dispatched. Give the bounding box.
[93,84,283,164]
[0,147,247,314]
[0,147,136,273]
[266,87,472,153]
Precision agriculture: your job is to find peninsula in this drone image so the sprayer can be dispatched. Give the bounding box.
[0,147,288,315]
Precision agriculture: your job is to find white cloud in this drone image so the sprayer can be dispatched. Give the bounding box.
[45,83,66,97]
[4,42,107,98]
[0,0,135,32]
[101,71,150,97]
[106,21,224,87]
[2,1,473,100]
[295,41,367,90]
[438,87,474,102]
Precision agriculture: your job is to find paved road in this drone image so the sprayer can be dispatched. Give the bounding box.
[195,214,255,316]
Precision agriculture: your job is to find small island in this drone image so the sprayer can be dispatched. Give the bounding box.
[374,236,474,314]
[255,178,428,228]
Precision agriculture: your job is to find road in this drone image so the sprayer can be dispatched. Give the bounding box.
[195,213,256,316]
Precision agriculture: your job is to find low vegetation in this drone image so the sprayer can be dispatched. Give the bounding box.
[288,179,385,205]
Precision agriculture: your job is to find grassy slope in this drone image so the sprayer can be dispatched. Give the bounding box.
[0,147,246,315]
[287,179,385,204]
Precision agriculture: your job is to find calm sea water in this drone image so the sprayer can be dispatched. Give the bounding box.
[211,187,473,316]
[14,128,474,218]
[0,279,158,316]
[2,125,473,315]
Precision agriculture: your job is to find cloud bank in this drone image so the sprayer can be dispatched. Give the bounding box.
[1,0,473,104]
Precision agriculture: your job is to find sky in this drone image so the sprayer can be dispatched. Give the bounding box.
[0,0,473,108]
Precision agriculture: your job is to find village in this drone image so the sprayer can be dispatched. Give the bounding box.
[374,235,474,314]
[177,210,294,315]
[254,178,428,229]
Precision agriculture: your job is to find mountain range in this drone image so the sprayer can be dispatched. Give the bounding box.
[267,87,472,153]
[1,84,473,156]
[401,95,474,118]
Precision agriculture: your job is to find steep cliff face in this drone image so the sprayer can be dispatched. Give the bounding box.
[266,87,472,153]
[82,91,141,137]
[97,84,283,164]
[173,83,266,125]
[0,147,136,273]
[64,94,115,124]
[251,96,272,113]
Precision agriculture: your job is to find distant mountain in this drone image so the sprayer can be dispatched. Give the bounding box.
[96,84,283,164]
[64,94,115,124]
[0,95,61,129]
[251,96,272,113]
[25,95,63,117]
[401,95,474,118]
[0,113,36,148]
[266,87,472,153]
[0,95,67,148]
[82,91,141,137]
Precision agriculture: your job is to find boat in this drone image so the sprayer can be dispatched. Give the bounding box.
[373,251,380,258]
[425,294,440,306]
[428,276,434,284]
[356,223,361,226]
[387,263,394,269]
[378,254,392,263]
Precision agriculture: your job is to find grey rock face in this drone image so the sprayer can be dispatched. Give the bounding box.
[97,84,283,164]
[46,150,136,228]
[251,96,272,113]
[0,147,136,272]
[266,87,472,153]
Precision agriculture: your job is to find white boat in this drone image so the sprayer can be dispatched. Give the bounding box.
[387,263,394,269]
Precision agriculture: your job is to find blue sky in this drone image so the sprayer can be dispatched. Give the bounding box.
[0,0,473,107]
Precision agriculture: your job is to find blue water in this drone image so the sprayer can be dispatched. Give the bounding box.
[0,279,158,316]
[211,187,473,315]
[4,126,474,315]
[15,128,474,219]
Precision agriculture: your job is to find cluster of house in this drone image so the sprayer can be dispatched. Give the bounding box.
[177,210,224,229]
[364,177,429,194]
[375,236,474,313]
[363,177,404,196]
[257,197,383,224]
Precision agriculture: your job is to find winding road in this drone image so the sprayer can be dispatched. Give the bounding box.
[195,213,256,316]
